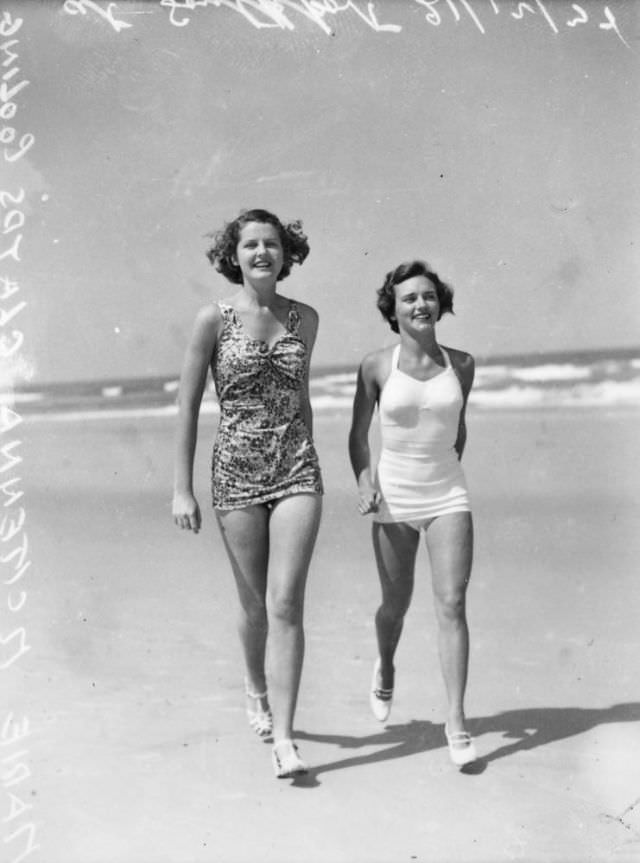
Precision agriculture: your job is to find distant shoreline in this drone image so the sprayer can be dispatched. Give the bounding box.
[4,344,640,394]
[2,343,639,416]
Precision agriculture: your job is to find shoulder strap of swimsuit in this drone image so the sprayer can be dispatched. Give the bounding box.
[439,346,451,369]
[391,343,401,370]
[216,302,238,327]
[287,300,301,334]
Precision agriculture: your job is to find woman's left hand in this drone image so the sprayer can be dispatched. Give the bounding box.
[357,477,380,515]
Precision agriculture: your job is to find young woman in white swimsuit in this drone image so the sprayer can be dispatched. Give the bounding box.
[349,259,477,767]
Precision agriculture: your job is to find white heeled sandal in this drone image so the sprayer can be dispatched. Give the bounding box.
[444,724,477,767]
[244,679,273,740]
[271,739,308,778]
[369,658,393,723]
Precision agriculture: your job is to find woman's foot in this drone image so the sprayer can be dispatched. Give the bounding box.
[369,658,394,722]
[444,722,477,766]
[244,679,272,740]
[272,739,308,778]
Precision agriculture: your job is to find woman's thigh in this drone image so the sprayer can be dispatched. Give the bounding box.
[215,504,271,607]
[267,493,323,605]
[424,511,473,600]
[372,521,420,604]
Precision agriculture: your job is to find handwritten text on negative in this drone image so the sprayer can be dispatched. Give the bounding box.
[62,0,630,46]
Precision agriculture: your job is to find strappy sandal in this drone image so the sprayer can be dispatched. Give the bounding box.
[244,679,273,740]
[369,658,393,722]
[271,739,308,778]
[444,724,477,766]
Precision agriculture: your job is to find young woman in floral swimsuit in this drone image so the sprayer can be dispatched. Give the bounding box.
[173,209,323,778]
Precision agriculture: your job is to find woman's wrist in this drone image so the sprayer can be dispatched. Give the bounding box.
[174,483,194,496]
[357,471,374,491]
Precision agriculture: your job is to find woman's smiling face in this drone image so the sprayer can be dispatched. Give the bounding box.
[233,221,284,285]
[393,275,441,334]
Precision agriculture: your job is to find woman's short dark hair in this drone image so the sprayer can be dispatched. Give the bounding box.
[376,260,455,333]
[205,208,310,284]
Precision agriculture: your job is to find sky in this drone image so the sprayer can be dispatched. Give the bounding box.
[2,0,639,384]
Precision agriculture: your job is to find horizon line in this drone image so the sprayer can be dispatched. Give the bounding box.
[4,343,639,393]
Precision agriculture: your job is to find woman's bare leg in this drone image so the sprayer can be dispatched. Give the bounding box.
[424,511,473,735]
[215,505,270,703]
[266,493,322,742]
[371,521,420,690]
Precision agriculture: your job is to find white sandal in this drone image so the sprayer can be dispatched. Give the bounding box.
[244,679,273,740]
[370,658,393,722]
[272,739,308,778]
[445,723,477,766]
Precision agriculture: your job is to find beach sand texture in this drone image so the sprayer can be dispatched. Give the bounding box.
[8,406,640,863]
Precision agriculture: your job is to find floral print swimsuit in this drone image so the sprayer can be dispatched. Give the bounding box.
[211,301,323,510]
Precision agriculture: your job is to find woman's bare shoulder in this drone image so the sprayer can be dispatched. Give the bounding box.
[443,345,474,370]
[442,345,475,394]
[292,298,318,324]
[360,345,395,384]
[190,303,225,343]
[195,302,222,321]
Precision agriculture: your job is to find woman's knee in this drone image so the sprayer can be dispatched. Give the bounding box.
[434,588,467,623]
[267,591,304,626]
[239,598,268,630]
[379,591,411,623]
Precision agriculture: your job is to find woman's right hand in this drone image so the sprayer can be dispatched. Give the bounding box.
[172,490,202,534]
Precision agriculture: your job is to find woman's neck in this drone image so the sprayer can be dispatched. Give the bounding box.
[235,281,279,309]
[400,331,441,362]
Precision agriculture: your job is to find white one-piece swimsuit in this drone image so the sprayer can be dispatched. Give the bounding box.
[374,344,471,526]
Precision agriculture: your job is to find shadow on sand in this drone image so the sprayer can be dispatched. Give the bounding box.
[289,702,640,787]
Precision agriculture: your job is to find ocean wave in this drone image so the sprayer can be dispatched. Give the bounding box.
[510,364,593,383]
[21,384,640,422]
[0,390,44,405]
[7,347,640,419]
[470,380,640,409]
[473,365,511,385]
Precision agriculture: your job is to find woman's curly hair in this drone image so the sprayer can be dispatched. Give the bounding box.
[205,208,310,284]
[377,260,455,333]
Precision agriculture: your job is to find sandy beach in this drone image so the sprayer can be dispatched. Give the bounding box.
[4,2,638,859]
[5,405,640,863]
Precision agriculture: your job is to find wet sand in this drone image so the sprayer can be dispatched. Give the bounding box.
[6,406,640,862]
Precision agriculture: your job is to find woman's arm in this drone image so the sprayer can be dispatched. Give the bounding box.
[451,350,475,460]
[348,352,381,514]
[172,305,221,532]
[298,303,319,437]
